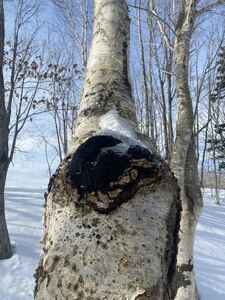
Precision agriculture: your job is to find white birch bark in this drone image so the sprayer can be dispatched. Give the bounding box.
[172,1,202,299]
[34,1,181,299]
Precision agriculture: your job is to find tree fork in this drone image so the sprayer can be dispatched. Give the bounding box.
[34,1,181,299]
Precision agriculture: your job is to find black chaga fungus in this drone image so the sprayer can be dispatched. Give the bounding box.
[66,135,123,197]
[66,135,159,202]
[127,145,153,160]
[94,149,130,192]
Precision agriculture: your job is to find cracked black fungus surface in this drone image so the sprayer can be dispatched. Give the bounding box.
[66,135,156,199]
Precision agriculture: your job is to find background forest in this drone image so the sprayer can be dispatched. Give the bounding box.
[1,0,225,299]
[4,0,225,197]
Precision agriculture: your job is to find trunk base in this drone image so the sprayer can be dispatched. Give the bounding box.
[0,212,12,260]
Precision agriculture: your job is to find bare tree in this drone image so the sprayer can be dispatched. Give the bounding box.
[44,59,79,161]
[171,1,225,299]
[51,0,91,71]
[130,0,176,160]
[0,0,45,259]
[0,0,11,260]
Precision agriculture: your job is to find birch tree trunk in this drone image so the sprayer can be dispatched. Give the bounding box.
[172,1,202,299]
[35,1,181,299]
[0,0,12,260]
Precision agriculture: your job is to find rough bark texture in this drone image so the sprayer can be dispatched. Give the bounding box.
[35,1,181,299]
[0,0,11,260]
[172,1,203,299]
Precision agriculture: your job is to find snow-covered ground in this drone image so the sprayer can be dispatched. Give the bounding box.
[1,187,45,300]
[0,187,224,300]
[194,189,225,300]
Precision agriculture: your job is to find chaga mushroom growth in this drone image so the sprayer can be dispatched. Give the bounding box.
[66,135,162,213]
[66,135,123,196]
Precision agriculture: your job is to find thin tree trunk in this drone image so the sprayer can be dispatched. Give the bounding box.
[0,167,11,259]
[173,137,202,300]
[200,78,212,187]
[147,0,155,141]
[161,80,169,161]
[172,1,203,299]
[136,1,150,137]
[0,0,12,260]
[200,128,208,187]
[35,1,181,299]
[80,0,88,70]
[211,118,220,204]
[212,156,220,204]
[166,48,174,164]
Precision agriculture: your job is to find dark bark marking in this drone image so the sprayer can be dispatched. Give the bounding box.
[122,40,131,90]
[34,259,47,298]
[179,259,194,273]
[172,259,193,296]
[166,186,182,299]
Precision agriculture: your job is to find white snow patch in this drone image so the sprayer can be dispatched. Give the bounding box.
[96,110,148,151]
[95,128,142,146]
[99,110,136,139]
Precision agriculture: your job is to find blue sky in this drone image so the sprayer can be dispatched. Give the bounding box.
[7,119,57,188]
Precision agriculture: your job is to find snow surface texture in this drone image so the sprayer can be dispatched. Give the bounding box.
[0,187,224,300]
[194,189,225,300]
[0,187,44,300]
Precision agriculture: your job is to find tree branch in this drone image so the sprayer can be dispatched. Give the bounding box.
[128,4,176,40]
[197,0,225,17]
[154,12,174,50]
